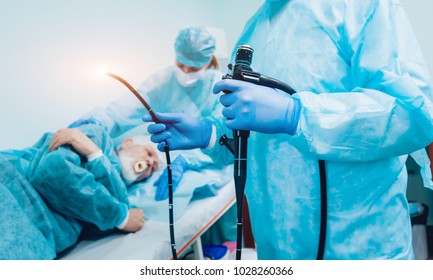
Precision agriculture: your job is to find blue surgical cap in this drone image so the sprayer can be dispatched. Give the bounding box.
[175,27,216,68]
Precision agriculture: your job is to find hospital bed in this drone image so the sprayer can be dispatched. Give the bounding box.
[59,165,236,260]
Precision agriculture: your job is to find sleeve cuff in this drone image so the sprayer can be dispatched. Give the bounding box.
[204,125,217,150]
[87,149,103,162]
[116,209,129,230]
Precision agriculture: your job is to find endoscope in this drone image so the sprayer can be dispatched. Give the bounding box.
[219,45,327,260]
[106,73,178,260]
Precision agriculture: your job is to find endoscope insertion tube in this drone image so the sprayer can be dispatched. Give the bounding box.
[220,45,253,260]
[106,72,178,260]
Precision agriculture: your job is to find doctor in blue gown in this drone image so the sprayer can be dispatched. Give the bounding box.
[144,0,433,259]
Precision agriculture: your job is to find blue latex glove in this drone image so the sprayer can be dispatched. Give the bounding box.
[213,79,301,135]
[68,118,101,128]
[142,112,212,152]
[154,155,189,201]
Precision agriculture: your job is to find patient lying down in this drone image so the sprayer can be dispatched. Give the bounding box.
[0,123,160,259]
[44,126,159,232]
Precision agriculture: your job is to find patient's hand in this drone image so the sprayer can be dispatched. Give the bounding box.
[121,208,145,233]
[49,128,99,156]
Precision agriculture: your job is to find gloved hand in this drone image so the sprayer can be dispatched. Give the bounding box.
[213,79,301,135]
[154,155,189,201]
[142,112,212,152]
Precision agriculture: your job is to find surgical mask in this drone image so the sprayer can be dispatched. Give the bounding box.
[119,154,148,185]
[174,67,206,87]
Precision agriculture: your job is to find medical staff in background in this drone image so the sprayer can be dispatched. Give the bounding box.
[72,26,236,246]
[144,0,433,259]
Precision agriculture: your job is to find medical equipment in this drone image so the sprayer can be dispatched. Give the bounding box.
[106,73,178,260]
[219,45,327,260]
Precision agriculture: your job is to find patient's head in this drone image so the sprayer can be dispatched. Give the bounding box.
[117,135,160,185]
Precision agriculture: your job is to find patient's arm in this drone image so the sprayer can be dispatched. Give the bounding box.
[29,125,130,232]
[29,151,129,231]
[49,127,129,203]
[49,128,99,156]
[120,208,145,233]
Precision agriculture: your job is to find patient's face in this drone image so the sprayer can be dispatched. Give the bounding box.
[117,141,159,184]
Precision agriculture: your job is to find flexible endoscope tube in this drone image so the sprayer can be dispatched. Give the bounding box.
[106,72,178,260]
[106,73,158,120]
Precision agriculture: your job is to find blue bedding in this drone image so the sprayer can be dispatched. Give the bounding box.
[0,153,57,259]
[128,163,233,221]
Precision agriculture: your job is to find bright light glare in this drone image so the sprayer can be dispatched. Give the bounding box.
[94,66,112,78]
[87,63,124,80]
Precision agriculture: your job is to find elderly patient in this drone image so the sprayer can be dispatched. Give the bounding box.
[0,123,159,259]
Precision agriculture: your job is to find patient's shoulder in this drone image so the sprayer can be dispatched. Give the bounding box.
[78,124,114,152]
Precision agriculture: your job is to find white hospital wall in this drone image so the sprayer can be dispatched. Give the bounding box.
[0,0,262,150]
[0,0,432,151]
[400,0,433,73]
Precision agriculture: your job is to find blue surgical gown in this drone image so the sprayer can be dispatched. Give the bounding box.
[207,0,433,259]
[22,124,129,255]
